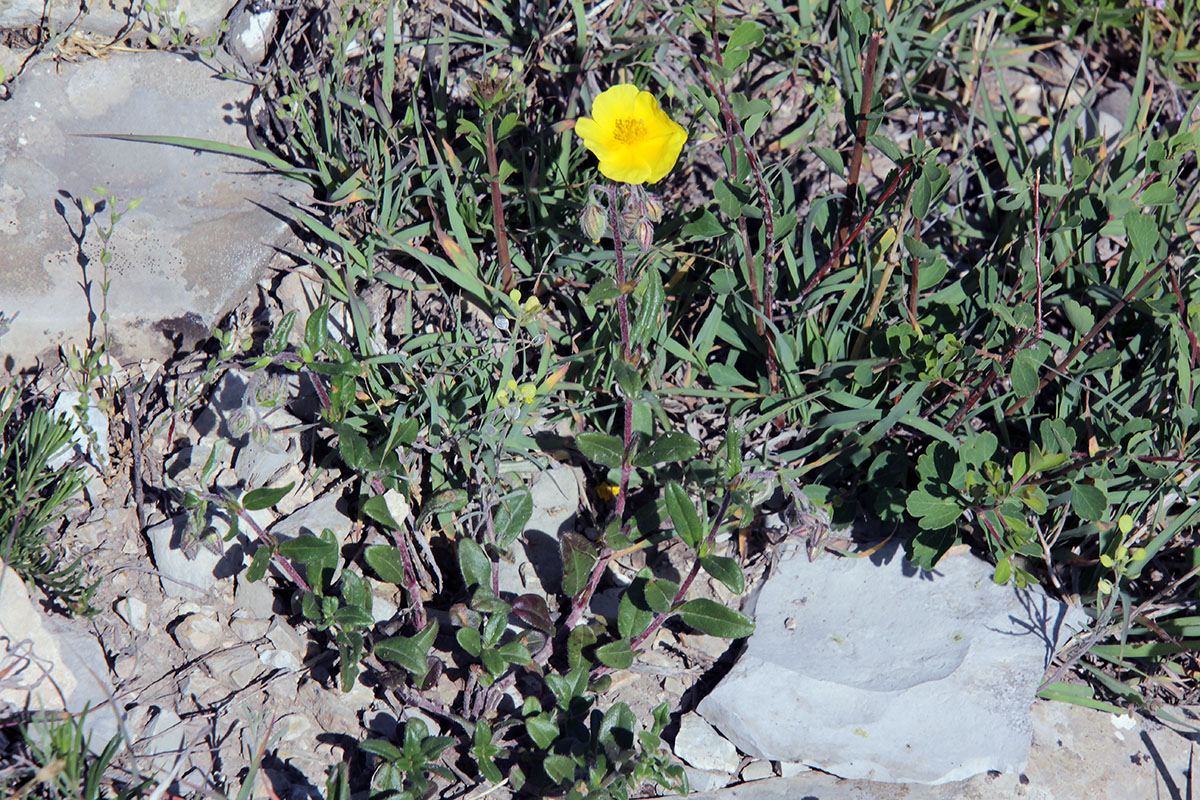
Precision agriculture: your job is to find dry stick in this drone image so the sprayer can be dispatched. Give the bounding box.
[122,383,147,534]
[1006,259,1167,418]
[484,112,513,292]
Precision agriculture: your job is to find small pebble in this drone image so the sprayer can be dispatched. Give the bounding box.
[115,596,150,632]
[174,613,222,652]
[259,648,302,672]
[741,760,774,781]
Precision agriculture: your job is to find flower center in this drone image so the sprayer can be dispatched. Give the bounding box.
[613,118,647,144]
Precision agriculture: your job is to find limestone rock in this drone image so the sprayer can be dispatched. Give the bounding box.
[269,492,353,545]
[174,612,222,651]
[674,712,741,774]
[740,761,773,782]
[48,391,109,469]
[141,707,187,776]
[0,52,299,371]
[497,464,582,597]
[0,0,235,43]
[147,514,241,600]
[0,562,119,754]
[698,541,1083,784]
[674,700,1196,800]
[115,595,150,632]
[683,767,729,794]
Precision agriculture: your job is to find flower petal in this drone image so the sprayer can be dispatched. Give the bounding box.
[590,84,641,125]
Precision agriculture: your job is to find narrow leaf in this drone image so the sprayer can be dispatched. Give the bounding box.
[242,483,294,511]
[677,598,754,639]
[664,481,703,548]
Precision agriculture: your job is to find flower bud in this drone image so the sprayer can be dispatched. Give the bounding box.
[633,219,654,252]
[643,193,664,223]
[620,204,641,232]
[580,203,606,242]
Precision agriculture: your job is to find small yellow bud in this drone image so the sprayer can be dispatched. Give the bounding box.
[1132,547,1148,561]
[1118,514,1134,535]
[519,383,536,404]
[1100,553,1115,568]
[1115,545,1128,561]
[82,196,95,215]
[1097,578,1113,595]
[495,389,510,406]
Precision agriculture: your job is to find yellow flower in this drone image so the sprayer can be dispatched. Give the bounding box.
[575,84,687,184]
[595,482,621,502]
[507,289,543,320]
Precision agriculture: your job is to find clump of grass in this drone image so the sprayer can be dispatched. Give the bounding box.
[0,382,94,615]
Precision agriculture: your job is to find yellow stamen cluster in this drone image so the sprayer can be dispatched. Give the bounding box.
[496,378,537,407]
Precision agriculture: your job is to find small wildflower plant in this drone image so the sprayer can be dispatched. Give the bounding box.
[23,0,1200,798]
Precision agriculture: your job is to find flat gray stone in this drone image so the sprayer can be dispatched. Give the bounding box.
[141,707,187,777]
[676,700,1195,800]
[147,514,243,600]
[0,52,297,371]
[0,0,234,40]
[674,712,741,774]
[498,464,582,597]
[0,562,120,755]
[698,542,1082,784]
[268,492,353,544]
